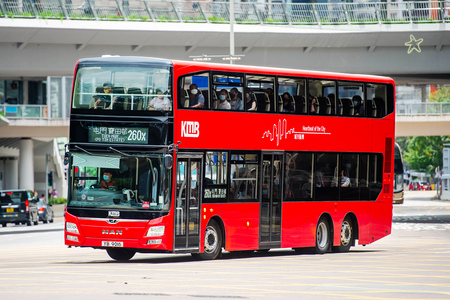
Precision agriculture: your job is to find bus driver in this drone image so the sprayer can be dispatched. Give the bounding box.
[100,170,117,190]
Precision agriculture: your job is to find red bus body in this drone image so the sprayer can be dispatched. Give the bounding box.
[65,57,394,259]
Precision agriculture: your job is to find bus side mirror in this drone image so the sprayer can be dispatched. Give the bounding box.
[64,152,69,165]
[164,154,173,170]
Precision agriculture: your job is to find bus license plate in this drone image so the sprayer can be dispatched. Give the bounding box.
[102,241,123,247]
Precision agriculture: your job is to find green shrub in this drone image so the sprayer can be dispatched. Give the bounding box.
[49,197,67,205]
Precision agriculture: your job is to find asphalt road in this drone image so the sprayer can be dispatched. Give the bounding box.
[1,191,449,300]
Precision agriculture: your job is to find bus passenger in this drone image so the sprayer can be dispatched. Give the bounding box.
[245,91,257,111]
[309,94,317,113]
[147,89,171,111]
[340,170,350,187]
[282,92,294,113]
[93,82,117,110]
[100,170,117,190]
[353,95,364,116]
[229,88,243,111]
[217,89,231,110]
[188,84,204,108]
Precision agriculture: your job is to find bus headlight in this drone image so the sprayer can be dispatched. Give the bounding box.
[66,222,79,234]
[66,235,79,242]
[146,226,165,237]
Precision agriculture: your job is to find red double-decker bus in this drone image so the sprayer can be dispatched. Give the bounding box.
[65,56,395,260]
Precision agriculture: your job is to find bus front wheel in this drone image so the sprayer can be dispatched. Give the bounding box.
[194,219,222,260]
[106,248,136,261]
[315,217,330,254]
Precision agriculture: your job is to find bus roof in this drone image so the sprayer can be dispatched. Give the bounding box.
[76,56,394,85]
[171,59,394,85]
[77,56,172,67]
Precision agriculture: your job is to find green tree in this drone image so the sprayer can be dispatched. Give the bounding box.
[397,136,449,175]
[429,86,450,102]
[395,137,409,155]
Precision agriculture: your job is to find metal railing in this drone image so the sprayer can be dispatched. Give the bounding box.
[0,104,49,119]
[3,102,450,120]
[0,0,449,24]
[396,103,450,116]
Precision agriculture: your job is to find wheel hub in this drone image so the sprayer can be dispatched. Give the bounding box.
[340,221,352,246]
[204,226,218,253]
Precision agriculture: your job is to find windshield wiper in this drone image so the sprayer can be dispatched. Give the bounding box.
[108,147,132,157]
[75,145,94,156]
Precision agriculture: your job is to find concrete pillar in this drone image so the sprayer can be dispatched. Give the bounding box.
[19,138,34,190]
[421,85,427,102]
[4,159,19,189]
[23,80,29,104]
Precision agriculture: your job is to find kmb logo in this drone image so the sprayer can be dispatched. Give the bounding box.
[181,121,200,137]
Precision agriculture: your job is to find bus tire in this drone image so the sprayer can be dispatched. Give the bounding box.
[197,219,222,260]
[106,248,136,261]
[315,217,330,254]
[333,217,353,253]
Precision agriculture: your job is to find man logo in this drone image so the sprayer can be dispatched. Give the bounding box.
[102,230,122,235]
[181,121,200,138]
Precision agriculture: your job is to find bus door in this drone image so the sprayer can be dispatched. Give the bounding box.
[174,154,202,251]
[259,152,284,248]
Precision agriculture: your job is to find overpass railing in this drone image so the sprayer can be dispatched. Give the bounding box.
[0,104,49,119]
[396,103,450,116]
[4,102,450,120]
[0,0,449,24]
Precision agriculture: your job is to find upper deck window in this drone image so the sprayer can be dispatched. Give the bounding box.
[278,77,307,114]
[246,75,275,113]
[338,81,364,117]
[212,73,244,111]
[179,72,210,109]
[72,65,172,114]
[366,83,388,118]
[308,79,336,116]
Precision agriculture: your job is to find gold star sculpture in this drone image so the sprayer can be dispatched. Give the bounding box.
[405,35,423,54]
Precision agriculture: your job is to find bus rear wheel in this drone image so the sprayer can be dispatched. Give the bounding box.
[106,248,136,261]
[194,219,222,260]
[333,217,353,253]
[315,217,330,254]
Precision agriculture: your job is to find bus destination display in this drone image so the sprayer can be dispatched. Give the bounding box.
[88,126,148,144]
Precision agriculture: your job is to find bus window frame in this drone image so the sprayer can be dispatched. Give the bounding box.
[337,80,365,118]
[72,63,173,115]
[276,75,308,115]
[176,70,394,119]
[178,71,211,110]
[365,82,394,119]
[228,150,260,203]
[211,71,245,112]
[245,74,276,114]
[307,78,337,117]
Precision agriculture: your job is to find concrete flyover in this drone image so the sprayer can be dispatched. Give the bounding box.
[0,0,449,85]
[0,119,69,138]
[396,102,450,137]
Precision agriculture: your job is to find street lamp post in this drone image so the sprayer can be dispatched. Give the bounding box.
[230,0,235,65]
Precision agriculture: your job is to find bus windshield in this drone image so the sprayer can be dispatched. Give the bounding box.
[68,152,172,211]
[72,65,172,113]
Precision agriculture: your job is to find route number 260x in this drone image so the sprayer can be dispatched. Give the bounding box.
[127,129,147,142]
